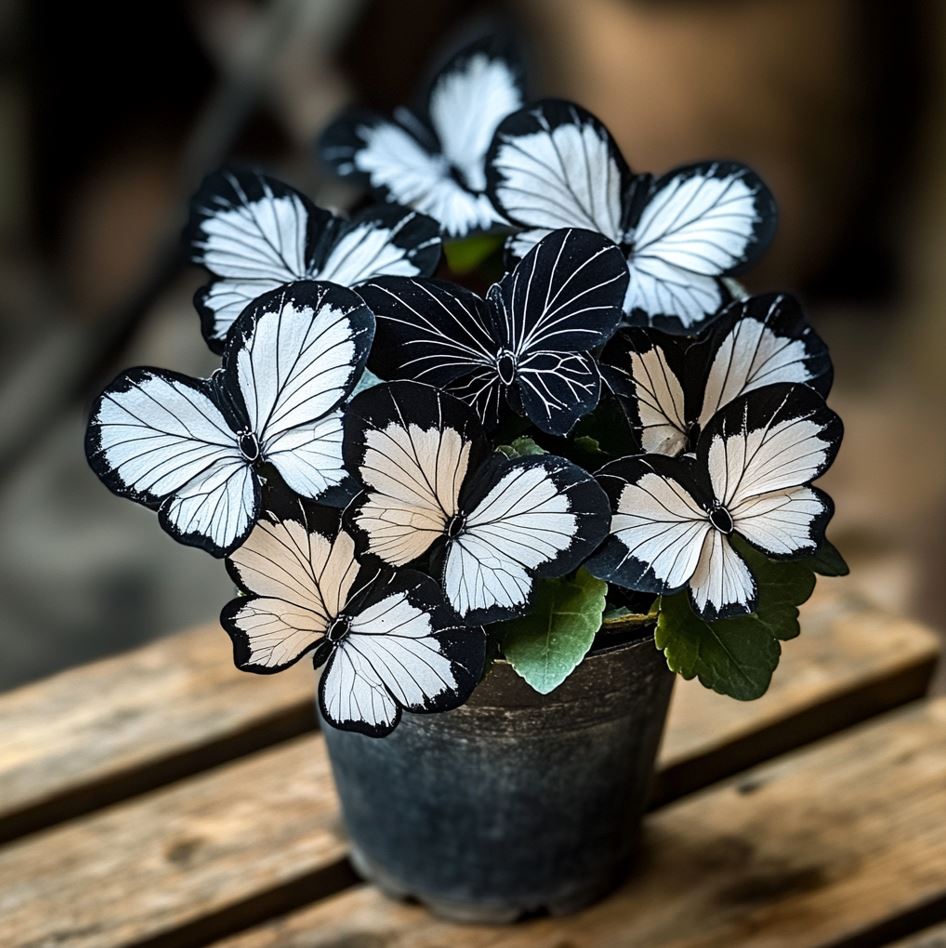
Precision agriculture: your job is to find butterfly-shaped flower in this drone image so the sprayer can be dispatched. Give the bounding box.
[485,99,778,333]
[359,228,629,436]
[222,498,485,737]
[600,293,833,456]
[85,282,373,557]
[343,381,610,624]
[319,37,523,238]
[585,384,842,621]
[187,168,440,352]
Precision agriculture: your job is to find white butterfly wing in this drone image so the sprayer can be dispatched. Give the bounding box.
[318,571,486,737]
[427,39,523,193]
[486,100,628,258]
[188,169,327,351]
[442,454,610,623]
[585,456,710,594]
[343,382,487,568]
[222,505,362,671]
[316,205,441,286]
[320,110,499,238]
[85,368,256,557]
[625,162,776,332]
[224,282,374,500]
[696,293,833,429]
[600,329,689,456]
[687,528,757,621]
[700,385,841,558]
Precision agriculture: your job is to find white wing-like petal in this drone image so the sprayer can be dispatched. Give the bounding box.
[188,170,323,348]
[344,118,501,237]
[85,369,255,556]
[263,410,346,500]
[585,456,711,594]
[226,282,373,500]
[487,101,626,255]
[687,530,757,620]
[732,486,831,557]
[625,163,775,330]
[428,48,522,192]
[318,571,486,737]
[316,207,441,286]
[624,262,724,331]
[704,388,840,509]
[344,383,484,568]
[697,294,833,428]
[602,330,688,456]
[223,511,362,671]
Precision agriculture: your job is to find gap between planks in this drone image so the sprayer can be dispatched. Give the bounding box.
[0,583,938,845]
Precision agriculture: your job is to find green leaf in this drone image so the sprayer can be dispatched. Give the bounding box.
[655,540,818,700]
[797,538,849,577]
[443,234,504,274]
[735,539,817,641]
[501,569,608,694]
[495,435,547,459]
[656,593,782,700]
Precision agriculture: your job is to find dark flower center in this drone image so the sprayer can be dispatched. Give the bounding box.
[446,513,466,540]
[238,430,260,462]
[709,505,734,535]
[495,349,517,386]
[326,615,353,645]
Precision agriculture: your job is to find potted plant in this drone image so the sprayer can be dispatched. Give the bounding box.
[84,36,846,923]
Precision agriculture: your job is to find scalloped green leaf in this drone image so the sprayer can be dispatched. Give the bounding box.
[655,541,818,700]
[501,569,607,695]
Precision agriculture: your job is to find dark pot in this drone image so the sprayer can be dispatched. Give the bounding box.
[319,634,674,922]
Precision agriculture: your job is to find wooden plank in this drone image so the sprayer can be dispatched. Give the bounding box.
[0,594,938,948]
[0,622,315,842]
[0,735,350,948]
[217,699,946,948]
[0,583,937,844]
[656,584,941,805]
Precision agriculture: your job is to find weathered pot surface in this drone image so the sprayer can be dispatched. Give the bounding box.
[319,632,674,923]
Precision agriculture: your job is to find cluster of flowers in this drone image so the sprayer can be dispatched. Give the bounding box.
[85,38,841,736]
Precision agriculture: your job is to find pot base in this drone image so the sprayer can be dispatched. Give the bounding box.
[349,842,629,923]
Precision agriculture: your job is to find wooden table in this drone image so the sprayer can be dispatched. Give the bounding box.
[1,581,943,947]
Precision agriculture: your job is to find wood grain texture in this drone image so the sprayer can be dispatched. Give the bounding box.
[217,699,946,948]
[656,583,941,804]
[0,735,350,948]
[0,584,936,845]
[0,622,316,842]
[0,590,938,947]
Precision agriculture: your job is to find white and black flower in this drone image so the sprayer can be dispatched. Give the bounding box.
[486,99,777,333]
[187,168,440,351]
[319,37,523,238]
[342,381,610,624]
[359,227,628,436]
[585,384,842,621]
[222,499,485,737]
[85,282,373,556]
[600,293,833,456]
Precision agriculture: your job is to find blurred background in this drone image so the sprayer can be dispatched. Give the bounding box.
[1,0,943,690]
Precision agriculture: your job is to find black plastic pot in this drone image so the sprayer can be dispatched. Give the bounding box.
[319,634,674,922]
